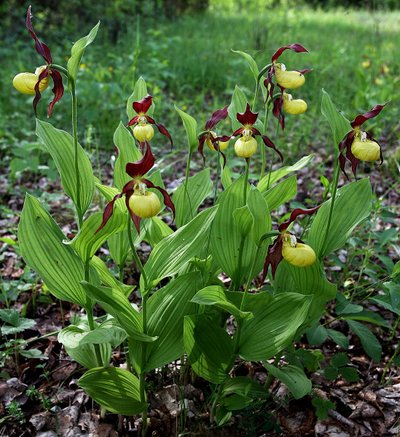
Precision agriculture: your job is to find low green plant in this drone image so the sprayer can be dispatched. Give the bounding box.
[13,6,390,435]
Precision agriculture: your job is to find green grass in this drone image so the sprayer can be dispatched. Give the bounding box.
[2,5,399,159]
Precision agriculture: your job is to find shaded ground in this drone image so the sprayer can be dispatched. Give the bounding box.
[0,141,399,436]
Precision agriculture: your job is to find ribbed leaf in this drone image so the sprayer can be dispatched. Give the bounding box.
[184,314,234,384]
[247,187,271,244]
[173,169,213,227]
[233,206,254,236]
[265,364,312,399]
[143,206,218,290]
[113,122,141,190]
[67,22,100,82]
[143,217,173,247]
[141,272,202,372]
[191,286,252,320]
[258,154,314,192]
[90,256,133,297]
[79,367,146,415]
[274,260,336,326]
[321,89,351,147]
[308,178,372,257]
[175,105,198,153]
[69,209,127,262]
[58,325,111,368]
[262,176,297,212]
[36,119,94,216]
[228,86,247,131]
[211,177,256,283]
[126,77,154,119]
[19,195,90,307]
[81,282,155,343]
[232,50,259,84]
[239,293,311,361]
[346,320,382,362]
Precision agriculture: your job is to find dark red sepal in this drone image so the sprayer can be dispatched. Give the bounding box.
[272,96,285,130]
[264,67,276,101]
[271,43,308,63]
[145,116,173,147]
[198,134,207,164]
[205,106,229,130]
[350,103,386,128]
[231,128,244,138]
[47,69,64,118]
[236,103,258,126]
[296,68,312,75]
[96,192,124,234]
[338,131,355,179]
[32,67,49,115]
[26,6,52,64]
[126,142,155,178]
[143,179,175,218]
[262,236,283,280]
[261,135,284,162]
[132,95,153,115]
[127,115,140,127]
[278,206,320,232]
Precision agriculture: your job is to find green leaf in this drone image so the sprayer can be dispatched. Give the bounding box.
[36,119,94,216]
[143,217,173,247]
[346,320,382,362]
[326,329,349,349]
[258,154,314,191]
[19,195,91,307]
[306,324,328,345]
[81,282,155,343]
[79,367,146,415]
[175,105,198,153]
[340,366,359,383]
[58,325,111,368]
[247,187,271,244]
[312,397,335,420]
[228,86,247,131]
[126,77,153,120]
[69,209,127,262]
[67,22,100,82]
[20,348,47,359]
[321,89,352,147]
[191,286,252,320]
[336,293,363,315]
[172,169,213,227]
[265,364,312,399]
[0,309,36,335]
[184,314,234,384]
[331,352,348,368]
[231,50,259,83]
[262,176,297,212]
[143,206,218,290]
[142,272,203,372]
[211,177,261,285]
[308,179,372,257]
[232,206,254,236]
[113,122,141,190]
[239,293,311,361]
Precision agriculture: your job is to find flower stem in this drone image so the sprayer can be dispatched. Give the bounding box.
[184,151,194,221]
[213,150,221,204]
[321,159,341,257]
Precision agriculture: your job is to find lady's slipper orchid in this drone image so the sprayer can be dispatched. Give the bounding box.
[262,44,310,130]
[198,106,230,162]
[97,142,175,233]
[218,104,283,161]
[338,104,386,178]
[12,6,64,117]
[263,206,319,279]
[127,95,173,147]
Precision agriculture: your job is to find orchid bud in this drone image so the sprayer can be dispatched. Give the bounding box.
[283,92,307,115]
[133,124,155,142]
[129,191,161,218]
[234,136,257,158]
[206,131,230,151]
[13,66,49,95]
[351,132,380,162]
[282,234,316,267]
[275,63,305,89]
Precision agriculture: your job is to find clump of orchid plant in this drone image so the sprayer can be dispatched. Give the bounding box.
[127,95,173,147]
[338,104,386,178]
[97,142,175,233]
[263,206,320,278]
[12,6,64,117]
